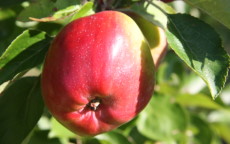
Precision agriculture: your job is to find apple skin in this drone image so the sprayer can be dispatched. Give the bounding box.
[125,12,167,69]
[41,11,155,136]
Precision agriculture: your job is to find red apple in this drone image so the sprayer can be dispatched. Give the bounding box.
[41,11,155,136]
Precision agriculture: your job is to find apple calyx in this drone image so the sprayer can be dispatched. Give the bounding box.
[87,98,101,111]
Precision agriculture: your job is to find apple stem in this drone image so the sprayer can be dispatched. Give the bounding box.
[87,99,101,111]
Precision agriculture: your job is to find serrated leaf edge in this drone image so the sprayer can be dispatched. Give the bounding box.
[166,13,230,99]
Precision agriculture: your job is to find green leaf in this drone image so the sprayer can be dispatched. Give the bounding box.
[176,93,223,110]
[18,0,81,22]
[166,14,230,99]
[185,0,230,29]
[0,26,24,57]
[95,130,132,144]
[82,138,100,144]
[36,22,63,36]
[118,117,137,136]
[0,0,26,7]
[136,94,188,142]
[49,117,75,139]
[0,30,48,67]
[27,130,62,144]
[70,2,94,22]
[0,9,23,55]
[0,77,44,144]
[212,123,230,144]
[129,1,175,28]
[129,127,152,144]
[0,8,16,40]
[190,115,214,144]
[156,51,185,85]
[0,30,52,85]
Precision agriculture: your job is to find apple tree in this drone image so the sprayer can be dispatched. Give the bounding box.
[0,0,230,144]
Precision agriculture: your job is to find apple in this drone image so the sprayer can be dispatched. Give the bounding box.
[125,12,167,69]
[148,27,167,69]
[41,11,155,136]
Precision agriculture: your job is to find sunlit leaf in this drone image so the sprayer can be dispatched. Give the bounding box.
[129,1,175,28]
[137,94,188,141]
[70,2,94,22]
[166,14,230,99]
[49,117,75,139]
[212,123,230,144]
[0,30,52,85]
[95,130,132,144]
[176,93,223,110]
[185,0,230,29]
